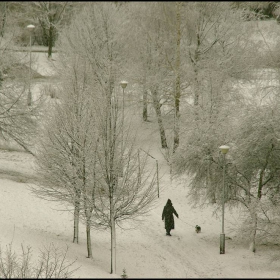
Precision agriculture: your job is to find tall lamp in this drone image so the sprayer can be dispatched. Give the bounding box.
[219,145,229,254]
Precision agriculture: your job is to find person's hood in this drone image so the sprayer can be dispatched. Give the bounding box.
[166,199,172,206]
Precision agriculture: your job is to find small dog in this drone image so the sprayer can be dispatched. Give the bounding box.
[195,225,201,233]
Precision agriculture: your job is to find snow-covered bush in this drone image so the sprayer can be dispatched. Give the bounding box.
[0,243,78,278]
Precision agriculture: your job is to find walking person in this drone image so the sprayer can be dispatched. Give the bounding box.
[162,199,179,236]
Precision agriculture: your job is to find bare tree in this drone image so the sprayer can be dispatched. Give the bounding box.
[225,104,280,252]
[0,243,78,278]
[173,97,280,252]
[171,2,261,187]
[30,2,69,57]
[183,2,259,111]
[34,53,97,249]
[90,85,158,274]
[56,3,159,273]
[125,2,178,149]
[0,33,41,155]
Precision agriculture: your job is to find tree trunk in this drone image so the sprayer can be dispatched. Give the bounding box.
[48,25,54,58]
[142,88,148,122]
[248,199,258,253]
[110,194,116,274]
[112,219,116,274]
[173,1,181,153]
[73,200,80,244]
[86,216,92,258]
[0,2,7,37]
[249,211,257,253]
[192,35,200,108]
[193,66,199,107]
[39,19,49,46]
[152,89,168,149]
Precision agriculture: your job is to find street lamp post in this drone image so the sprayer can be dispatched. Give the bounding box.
[219,145,229,254]
[139,148,159,198]
[27,24,35,106]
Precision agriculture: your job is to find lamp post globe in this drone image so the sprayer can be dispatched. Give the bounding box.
[219,145,230,155]
[120,80,128,89]
[27,24,35,31]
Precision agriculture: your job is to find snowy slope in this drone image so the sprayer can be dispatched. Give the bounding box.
[1,47,280,278]
[1,140,280,278]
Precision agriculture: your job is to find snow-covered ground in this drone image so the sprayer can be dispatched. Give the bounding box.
[2,123,280,278]
[2,35,280,277]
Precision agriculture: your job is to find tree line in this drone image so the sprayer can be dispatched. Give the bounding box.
[1,1,280,275]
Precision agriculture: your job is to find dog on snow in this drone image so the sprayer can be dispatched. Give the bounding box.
[195,225,201,233]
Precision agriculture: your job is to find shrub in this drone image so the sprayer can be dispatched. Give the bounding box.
[121,268,128,279]
[0,243,79,278]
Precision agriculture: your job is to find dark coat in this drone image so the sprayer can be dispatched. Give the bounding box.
[162,199,178,230]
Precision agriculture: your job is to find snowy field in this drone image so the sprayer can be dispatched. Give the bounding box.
[2,22,280,277]
[1,118,280,278]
